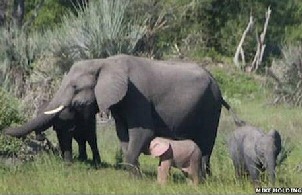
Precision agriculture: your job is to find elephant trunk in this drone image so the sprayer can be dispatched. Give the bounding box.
[4,112,58,138]
[43,80,74,115]
[5,76,74,138]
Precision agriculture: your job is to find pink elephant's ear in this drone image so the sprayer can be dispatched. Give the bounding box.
[150,140,170,157]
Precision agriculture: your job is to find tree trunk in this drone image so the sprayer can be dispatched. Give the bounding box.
[13,0,24,27]
[0,0,7,26]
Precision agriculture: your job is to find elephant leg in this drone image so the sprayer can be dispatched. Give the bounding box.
[124,128,154,176]
[246,159,260,187]
[235,160,246,179]
[116,120,129,157]
[196,106,221,178]
[56,128,73,164]
[76,137,87,161]
[202,155,211,177]
[189,151,202,185]
[157,159,171,185]
[112,110,129,156]
[87,130,101,166]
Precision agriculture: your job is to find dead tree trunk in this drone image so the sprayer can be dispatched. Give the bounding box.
[13,0,24,27]
[233,15,254,70]
[0,0,8,26]
[233,6,272,73]
[247,6,271,72]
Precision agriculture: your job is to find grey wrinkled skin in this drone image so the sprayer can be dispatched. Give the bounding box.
[228,125,282,186]
[149,137,202,185]
[5,54,241,177]
[35,101,101,166]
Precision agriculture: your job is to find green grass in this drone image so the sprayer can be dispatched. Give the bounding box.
[0,95,302,194]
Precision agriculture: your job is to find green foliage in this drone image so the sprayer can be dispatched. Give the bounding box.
[47,0,146,68]
[212,68,261,99]
[0,23,49,94]
[0,88,24,156]
[0,88,24,130]
[25,0,84,31]
[140,0,302,62]
[0,134,23,156]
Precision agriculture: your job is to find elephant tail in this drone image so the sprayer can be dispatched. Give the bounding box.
[221,98,246,127]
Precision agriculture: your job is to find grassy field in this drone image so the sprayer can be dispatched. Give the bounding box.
[0,89,302,194]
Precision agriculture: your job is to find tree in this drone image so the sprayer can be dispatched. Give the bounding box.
[0,0,7,26]
[13,0,24,27]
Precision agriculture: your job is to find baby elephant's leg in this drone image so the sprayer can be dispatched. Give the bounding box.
[188,147,202,185]
[157,159,171,184]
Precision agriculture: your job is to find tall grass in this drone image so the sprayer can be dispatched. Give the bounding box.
[269,43,302,106]
[49,0,146,68]
[0,0,146,96]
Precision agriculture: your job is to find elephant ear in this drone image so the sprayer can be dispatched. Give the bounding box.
[95,63,128,112]
[150,138,171,157]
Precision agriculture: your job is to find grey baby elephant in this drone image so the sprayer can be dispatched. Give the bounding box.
[228,125,281,186]
[149,137,202,185]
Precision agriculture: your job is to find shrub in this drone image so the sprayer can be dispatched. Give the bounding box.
[268,43,302,106]
[48,0,146,69]
[0,134,23,156]
[0,88,24,156]
[212,68,261,99]
[0,24,49,96]
[0,88,24,130]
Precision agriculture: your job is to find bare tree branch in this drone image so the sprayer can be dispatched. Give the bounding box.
[233,15,253,69]
[249,6,271,72]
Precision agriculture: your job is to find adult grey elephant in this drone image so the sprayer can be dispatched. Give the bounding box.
[5,54,242,176]
[228,125,282,186]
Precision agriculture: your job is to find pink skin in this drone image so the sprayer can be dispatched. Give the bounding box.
[149,137,202,185]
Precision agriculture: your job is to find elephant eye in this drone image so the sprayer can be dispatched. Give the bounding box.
[71,84,79,93]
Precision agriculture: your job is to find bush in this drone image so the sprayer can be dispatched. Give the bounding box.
[0,88,24,156]
[0,24,49,96]
[212,68,261,100]
[268,43,302,106]
[48,0,146,69]
[0,88,24,130]
[0,134,23,156]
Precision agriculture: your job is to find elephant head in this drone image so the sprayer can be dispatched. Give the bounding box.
[149,138,172,158]
[5,56,129,137]
[255,129,281,185]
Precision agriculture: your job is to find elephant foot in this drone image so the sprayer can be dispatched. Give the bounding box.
[64,160,73,166]
[93,157,102,169]
[78,155,88,162]
[253,180,262,188]
[120,163,142,179]
[63,151,73,164]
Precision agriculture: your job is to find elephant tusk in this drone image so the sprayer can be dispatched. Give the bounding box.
[44,105,65,115]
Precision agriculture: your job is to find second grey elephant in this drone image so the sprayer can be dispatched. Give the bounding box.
[35,101,101,165]
[228,125,281,185]
[149,137,202,185]
[5,54,243,177]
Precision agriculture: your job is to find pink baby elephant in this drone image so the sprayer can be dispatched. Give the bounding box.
[149,137,202,185]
